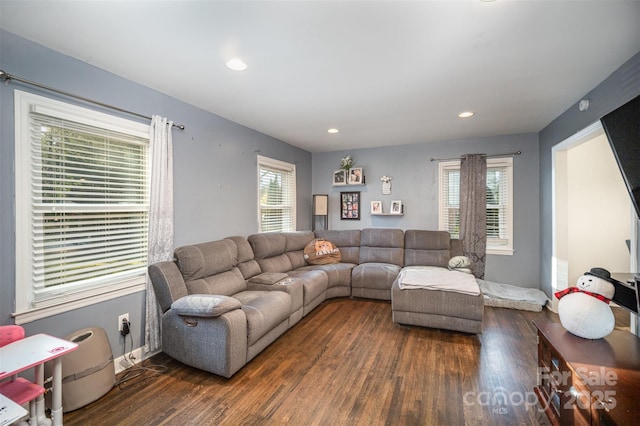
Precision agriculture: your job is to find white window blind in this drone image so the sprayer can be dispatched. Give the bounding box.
[15,91,150,318]
[486,165,509,244]
[258,156,296,232]
[440,164,460,237]
[438,157,513,255]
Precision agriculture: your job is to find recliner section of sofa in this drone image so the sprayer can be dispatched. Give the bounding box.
[148,228,480,378]
[351,228,404,300]
[149,238,295,377]
[391,230,484,334]
[248,231,329,316]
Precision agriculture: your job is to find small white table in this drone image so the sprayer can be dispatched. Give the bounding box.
[0,393,28,426]
[0,334,78,426]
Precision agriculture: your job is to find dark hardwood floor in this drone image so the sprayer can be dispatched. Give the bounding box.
[62,300,631,426]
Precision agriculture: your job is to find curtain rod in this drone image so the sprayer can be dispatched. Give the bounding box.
[429,151,521,162]
[0,70,185,130]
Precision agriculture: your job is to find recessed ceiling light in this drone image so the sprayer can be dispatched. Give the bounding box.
[328,128,340,134]
[458,111,475,118]
[225,58,247,71]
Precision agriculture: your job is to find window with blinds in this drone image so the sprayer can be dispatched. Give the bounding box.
[438,157,513,255]
[15,91,150,317]
[257,155,296,232]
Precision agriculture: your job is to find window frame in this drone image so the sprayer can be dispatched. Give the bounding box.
[438,157,514,255]
[257,155,297,233]
[14,90,150,324]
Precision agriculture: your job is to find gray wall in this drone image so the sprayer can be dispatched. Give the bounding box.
[0,30,312,352]
[313,133,540,288]
[3,26,639,354]
[539,51,640,297]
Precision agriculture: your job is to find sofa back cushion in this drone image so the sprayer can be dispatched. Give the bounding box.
[174,239,238,281]
[248,233,293,273]
[358,228,404,266]
[284,231,315,269]
[404,230,453,268]
[225,236,262,279]
[185,267,247,296]
[314,229,361,264]
[174,239,247,295]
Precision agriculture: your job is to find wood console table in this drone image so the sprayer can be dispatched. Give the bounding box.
[533,319,640,425]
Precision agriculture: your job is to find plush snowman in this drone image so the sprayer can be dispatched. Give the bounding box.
[554,267,616,339]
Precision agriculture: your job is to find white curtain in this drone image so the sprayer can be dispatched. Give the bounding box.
[145,115,174,354]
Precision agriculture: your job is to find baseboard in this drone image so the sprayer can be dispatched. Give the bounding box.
[114,346,144,374]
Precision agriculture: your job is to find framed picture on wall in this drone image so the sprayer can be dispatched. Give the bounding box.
[333,170,347,185]
[340,191,360,220]
[390,200,403,215]
[348,167,363,184]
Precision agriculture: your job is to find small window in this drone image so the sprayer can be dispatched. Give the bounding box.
[438,157,513,255]
[257,155,296,232]
[14,91,150,321]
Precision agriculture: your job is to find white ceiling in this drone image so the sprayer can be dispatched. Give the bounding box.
[2,1,640,153]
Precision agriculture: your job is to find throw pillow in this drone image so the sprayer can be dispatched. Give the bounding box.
[303,239,341,265]
[449,255,471,269]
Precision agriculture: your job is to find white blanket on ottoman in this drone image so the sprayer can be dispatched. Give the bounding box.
[397,266,481,296]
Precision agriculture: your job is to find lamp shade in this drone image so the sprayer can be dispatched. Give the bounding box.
[313,194,328,215]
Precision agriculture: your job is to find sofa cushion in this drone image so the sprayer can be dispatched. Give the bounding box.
[175,239,238,281]
[248,233,286,259]
[171,294,241,317]
[283,231,315,269]
[185,267,247,296]
[352,263,402,291]
[233,291,292,346]
[284,231,316,251]
[359,228,404,266]
[225,236,262,279]
[315,229,361,264]
[404,230,452,268]
[287,269,329,306]
[248,233,294,273]
[297,262,354,289]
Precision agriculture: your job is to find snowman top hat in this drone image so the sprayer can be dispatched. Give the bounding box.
[585,267,613,282]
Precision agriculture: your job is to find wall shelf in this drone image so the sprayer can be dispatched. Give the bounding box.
[370,213,404,216]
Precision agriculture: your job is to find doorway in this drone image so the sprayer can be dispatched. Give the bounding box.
[551,121,634,311]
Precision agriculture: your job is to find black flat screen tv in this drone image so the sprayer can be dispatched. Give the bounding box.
[600,94,640,220]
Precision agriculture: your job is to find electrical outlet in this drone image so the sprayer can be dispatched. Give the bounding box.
[118,313,129,332]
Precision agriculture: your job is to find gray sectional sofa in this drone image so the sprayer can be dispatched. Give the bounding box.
[148,228,484,378]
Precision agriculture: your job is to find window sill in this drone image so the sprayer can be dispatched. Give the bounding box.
[12,283,146,325]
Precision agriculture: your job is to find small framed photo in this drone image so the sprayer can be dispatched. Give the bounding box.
[340,191,360,220]
[390,200,403,214]
[333,170,347,185]
[371,201,383,214]
[348,167,363,185]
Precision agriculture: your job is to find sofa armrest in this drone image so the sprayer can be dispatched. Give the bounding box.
[248,272,289,285]
[171,294,241,317]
